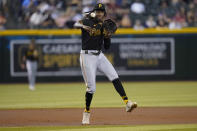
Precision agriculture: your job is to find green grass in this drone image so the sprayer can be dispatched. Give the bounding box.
[0,124,197,131]
[0,82,197,130]
[0,81,197,109]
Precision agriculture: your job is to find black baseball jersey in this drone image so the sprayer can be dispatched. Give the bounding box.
[81,17,110,50]
[25,49,38,61]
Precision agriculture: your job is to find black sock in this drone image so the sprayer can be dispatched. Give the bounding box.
[112,78,128,102]
[85,92,93,112]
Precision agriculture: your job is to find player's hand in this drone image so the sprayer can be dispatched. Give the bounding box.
[82,25,95,34]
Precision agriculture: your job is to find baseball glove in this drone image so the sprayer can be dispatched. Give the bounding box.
[103,19,117,34]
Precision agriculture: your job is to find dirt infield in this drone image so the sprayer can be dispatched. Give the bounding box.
[0,107,197,127]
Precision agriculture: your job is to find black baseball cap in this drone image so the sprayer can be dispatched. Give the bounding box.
[93,3,106,16]
[93,3,106,12]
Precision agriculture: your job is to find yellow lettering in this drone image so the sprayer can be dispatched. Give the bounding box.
[127,59,159,67]
[72,54,79,66]
[89,28,101,36]
[43,54,80,68]
[65,55,72,67]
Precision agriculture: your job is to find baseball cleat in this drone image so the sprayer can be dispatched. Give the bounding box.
[29,85,35,91]
[126,100,137,112]
[82,112,90,125]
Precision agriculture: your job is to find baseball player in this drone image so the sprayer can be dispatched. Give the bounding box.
[74,3,137,125]
[21,39,38,91]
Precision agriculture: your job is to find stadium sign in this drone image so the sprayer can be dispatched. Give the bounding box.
[10,38,175,77]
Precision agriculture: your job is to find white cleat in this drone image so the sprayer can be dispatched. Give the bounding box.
[126,100,137,112]
[82,112,90,125]
[29,85,35,91]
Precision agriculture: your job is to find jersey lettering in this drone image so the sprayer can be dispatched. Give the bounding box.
[27,51,33,56]
[89,28,101,36]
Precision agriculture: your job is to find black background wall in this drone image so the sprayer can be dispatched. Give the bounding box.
[0,33,197,83]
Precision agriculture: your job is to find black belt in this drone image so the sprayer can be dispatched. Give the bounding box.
[84,50,101,55]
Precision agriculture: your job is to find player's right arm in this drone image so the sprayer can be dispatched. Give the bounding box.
[74,20,84,28]
[74,19,93,33]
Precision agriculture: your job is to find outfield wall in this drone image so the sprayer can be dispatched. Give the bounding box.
[0,28,197,83]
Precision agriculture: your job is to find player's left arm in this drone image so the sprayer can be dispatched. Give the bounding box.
[103,23,112,50]
[104,37,111,50]
[103,19,117,50]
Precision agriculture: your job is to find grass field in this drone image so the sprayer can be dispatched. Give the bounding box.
[0,81,197,130]
[0,124,197,131]
[0,81,197,109]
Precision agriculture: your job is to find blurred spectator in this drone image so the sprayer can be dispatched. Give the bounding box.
[179,6,186,18]
[0,11,6,30]
[159,0,169,14]
[168,19,182,29]
[170,0,186,11]
[82,0,94,13]
[133,19,144,30]
[105,0,117,20]
[54,12,67,28]
[157,13,171,26]
[194,16,197,27]
[157,15,168,28]
[187,1,196,12]
[171,0,180,9]
[29,10,49,28]
[157,20,167,28]
[145,15,156,28]
[22,0,38,9]
[0,0,7,14]
[106,0,130,28]
[22,0,39,27]
[82,0,95,6]
[120,13,132,28]
[82,5,93,13]
[159,0,176,18]
[173,11,187,27]
[187,11,195,27]
[0,0,197,29]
